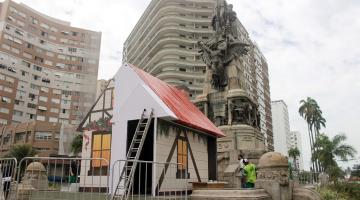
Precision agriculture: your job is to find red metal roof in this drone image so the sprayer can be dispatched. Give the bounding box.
[130,64,224,138]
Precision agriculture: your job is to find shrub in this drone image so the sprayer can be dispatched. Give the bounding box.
[318,182,360,200]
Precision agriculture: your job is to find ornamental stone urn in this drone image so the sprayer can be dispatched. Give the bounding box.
[22,162,49,190]
[256,152,322,200]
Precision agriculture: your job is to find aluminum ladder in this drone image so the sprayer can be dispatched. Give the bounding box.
[111,109,154,200]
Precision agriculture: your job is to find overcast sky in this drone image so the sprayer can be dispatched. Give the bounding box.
[13,0,360,170]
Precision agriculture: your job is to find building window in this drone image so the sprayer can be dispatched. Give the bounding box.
[3,87,13,93]
[50,108,59,113]
[39,96,48,102]
[91,132,111,174]
[35,132,52,140]
[51,98,60,104]
[49,117,58,123]
[13,110,23,117]
[27,103,36,109]
[36,115,45,121]
[31,17,38,24]
[15,133,25,143]
[35,56,44,63]
[0,108,9,114]
[68,47,77,52]
[33,65,42,71]
[27,113,35,119]
[176,136,189,179]
[41,31,48,37]
[3,135,10,144]
[0,118,7,125]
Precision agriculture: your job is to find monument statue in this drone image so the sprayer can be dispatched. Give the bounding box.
[195,0,267,188]
[198,0,248,89]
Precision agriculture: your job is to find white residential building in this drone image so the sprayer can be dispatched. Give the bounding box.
[271,100,291,156]
[289,131,304,170]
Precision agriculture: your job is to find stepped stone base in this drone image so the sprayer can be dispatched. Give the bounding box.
[191,189,272,200]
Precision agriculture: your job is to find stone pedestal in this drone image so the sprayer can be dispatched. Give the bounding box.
[218,125,265,153]
[22,162,49,190]
[195,57,266,188]
[217,124,266,187]
[256,152,292,200]
[10,162,49,200]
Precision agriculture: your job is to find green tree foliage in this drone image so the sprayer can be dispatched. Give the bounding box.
[6,144,37,162]
[71,134,83,155]
[288,147,300,170]
[312,133,356,180]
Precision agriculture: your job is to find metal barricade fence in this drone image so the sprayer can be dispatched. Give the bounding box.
[111,160,188,200]
[11,157,110,200]
[0,158,17,200]
[295,172,320,185]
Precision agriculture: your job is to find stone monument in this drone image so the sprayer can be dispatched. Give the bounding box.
[10,162,49,200]
[21,162,49,190]
[195,0,266,186]
[191,152,322,200]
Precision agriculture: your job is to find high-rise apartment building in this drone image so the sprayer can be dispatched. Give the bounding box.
[290,131,304,170]
[0,0,101,126]
[271,100,291,156]
[123,0,273,150]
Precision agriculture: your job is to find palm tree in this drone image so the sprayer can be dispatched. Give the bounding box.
[299,97,326,172]
[6,144,37,162]
[71,134,83,156]
[288,147,300,171]
[312,133,356,180]
[312,110,326,137]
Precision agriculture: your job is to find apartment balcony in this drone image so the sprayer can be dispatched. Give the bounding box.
[126,2,214,43]
[127,24,213,59]
[139,48,203,70]
[156,70,204,80]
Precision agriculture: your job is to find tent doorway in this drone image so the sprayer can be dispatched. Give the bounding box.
[127,119,154,195]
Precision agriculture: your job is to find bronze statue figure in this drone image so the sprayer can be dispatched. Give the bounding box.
[198,0,249,90]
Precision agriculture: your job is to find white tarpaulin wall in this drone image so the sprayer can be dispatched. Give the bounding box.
[110,63,177,194]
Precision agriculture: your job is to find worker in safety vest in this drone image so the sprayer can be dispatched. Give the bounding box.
[238,154,246,188]
[243,159,256,188]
